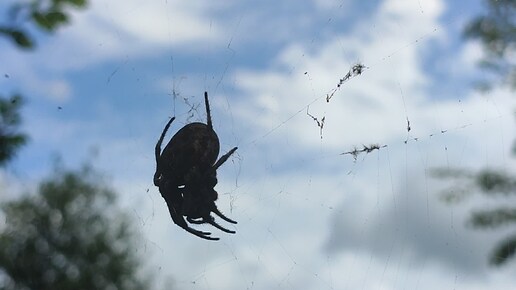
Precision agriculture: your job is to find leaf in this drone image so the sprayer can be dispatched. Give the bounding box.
[0,95,27,166]
[477,170,516,194]
[463,0,516,90]
[470,207,516,228]
[32,11,69,31]
[46,11,69,26]
[490,235,516,266]
[0,27,33,49]
[66,0,88,8]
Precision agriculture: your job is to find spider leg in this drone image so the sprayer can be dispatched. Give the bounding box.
[163,194,219,241]
[212,207,237,224]
[186,217,204,224]
[184,226,219,241]
[170,211,219,240]
[154,117,176,186]
[206,217,236,234]
[213,147,238,170]
[187,214,236,233]
[176,214,219,241]
[155,117,175,162]
[204,91,213,130]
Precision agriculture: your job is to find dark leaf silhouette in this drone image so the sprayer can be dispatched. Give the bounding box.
[470,208,516,228]
[0,95,27,166]
[464,0,516,90]
[490,235,516,266]
[435,167,516,266]
[476,170,516,194]
[0,0,88,49]
[0,28,33,49]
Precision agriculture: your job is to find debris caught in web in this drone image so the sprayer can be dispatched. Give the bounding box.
[182,97,200,121]
[341,143,387,161]
[403,117,412,143]
[326,63,367,103]
[306,106,326,139]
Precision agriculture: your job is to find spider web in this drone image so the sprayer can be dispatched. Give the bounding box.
[132,1,512,289]
[3,0,515,290]
[127,1,515,290]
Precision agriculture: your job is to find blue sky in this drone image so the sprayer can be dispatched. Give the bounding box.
[1,0,516,289]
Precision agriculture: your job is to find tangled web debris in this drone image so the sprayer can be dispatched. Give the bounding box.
[342,143,387,161]
[182,96,200,122]
[306,106,326,139]
[326,63,367,102]
[305,63,366,139]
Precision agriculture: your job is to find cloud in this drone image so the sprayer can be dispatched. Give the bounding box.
[324,170,498,274]
[4,0,516,289]
[0,0,226,80]
[185,0,515,287]
[225,0,448,152]
[34,0,224,70]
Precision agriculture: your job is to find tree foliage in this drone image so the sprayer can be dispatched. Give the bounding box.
[0,0,88,49]
[0,0,88,165]
[0,94,27,167]
[0,166,151,290]
[464,0,516,90]
[435,168,516,266]
[435,0,516,267]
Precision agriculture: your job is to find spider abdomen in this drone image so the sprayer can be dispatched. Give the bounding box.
[160,122,220,179]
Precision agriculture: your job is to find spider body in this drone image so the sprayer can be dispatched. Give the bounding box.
[158,122,219,183]
[154,92,237,240]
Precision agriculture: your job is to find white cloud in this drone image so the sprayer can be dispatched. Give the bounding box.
[43,80,73,102]
[182,0,515,288]
[125,0,516,286]
[228,1,447,150]
[4,0,516,289]
[457,40,485,72]
[1,0,225,75]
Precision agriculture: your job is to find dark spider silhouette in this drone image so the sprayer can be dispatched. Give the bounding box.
[154,92,238,240]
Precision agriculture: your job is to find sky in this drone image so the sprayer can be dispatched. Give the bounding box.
[1,0,516,289]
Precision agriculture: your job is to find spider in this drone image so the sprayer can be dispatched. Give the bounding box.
[154,92,238,240]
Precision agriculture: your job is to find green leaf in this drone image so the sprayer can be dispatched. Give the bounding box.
[490,235,516,266]
[0,27,33,49]
[476,170,516,194]
[470,207,516,228]
[32,11,69,31]
[66,0,88,8]
[32,12,52,30]
[463,0,516,90]
[47,11,69,25]
[0,95,27,166]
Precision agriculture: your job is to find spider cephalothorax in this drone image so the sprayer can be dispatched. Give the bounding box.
[154,92,238,240]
